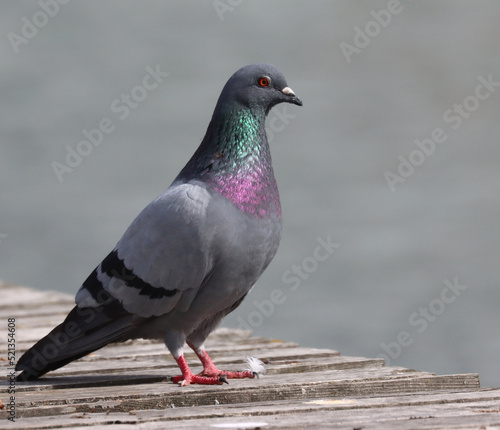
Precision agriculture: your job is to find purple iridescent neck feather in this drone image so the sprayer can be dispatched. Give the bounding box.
[176,106,281,218]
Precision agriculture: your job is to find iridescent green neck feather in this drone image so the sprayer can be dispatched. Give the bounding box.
[176,107,281,218]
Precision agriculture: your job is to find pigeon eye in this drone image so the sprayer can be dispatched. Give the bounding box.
[258,77,270,87]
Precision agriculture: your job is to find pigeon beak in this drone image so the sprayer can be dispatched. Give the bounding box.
[281,87,303,106]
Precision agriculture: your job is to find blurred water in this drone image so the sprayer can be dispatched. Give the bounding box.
[1,1,500,386]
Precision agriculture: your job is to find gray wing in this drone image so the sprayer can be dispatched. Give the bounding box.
[75,182,215,318]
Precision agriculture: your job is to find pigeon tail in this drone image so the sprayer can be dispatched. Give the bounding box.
[16,301,136,381]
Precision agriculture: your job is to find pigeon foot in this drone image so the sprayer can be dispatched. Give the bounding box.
[171,372,228,386]
[172,350,259,386]
[191,346,260,380]
[171,369,253,385]
[172,354,229,386]
[199,368,256,379]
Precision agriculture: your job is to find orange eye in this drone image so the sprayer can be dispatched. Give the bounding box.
[258,77,270,87]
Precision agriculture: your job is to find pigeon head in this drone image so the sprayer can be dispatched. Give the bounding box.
[216,63,303,115]
[177,63,301,217]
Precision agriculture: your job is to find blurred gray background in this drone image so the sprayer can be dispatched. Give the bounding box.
[2,1,499,386]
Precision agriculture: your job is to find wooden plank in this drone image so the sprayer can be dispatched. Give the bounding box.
[0,284,495,429]
[10,356,386,396]
[0,303,72,320]
[7,355,381,381]
[10,368,479,417]
[4,389,500,429]
[0,283,73,308]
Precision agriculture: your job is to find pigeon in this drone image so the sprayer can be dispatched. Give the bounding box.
[16,63,302,385]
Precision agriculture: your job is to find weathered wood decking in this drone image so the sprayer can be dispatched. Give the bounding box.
[1,281,499,429]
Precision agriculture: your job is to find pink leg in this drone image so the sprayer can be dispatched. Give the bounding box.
[188,342,256,380]
[172,354,227,386]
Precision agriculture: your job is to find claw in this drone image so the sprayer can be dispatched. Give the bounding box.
[252,371,259,379]
[219,373,228,384]
[171,375,184,384]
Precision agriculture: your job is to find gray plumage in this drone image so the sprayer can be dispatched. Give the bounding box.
[16,63,302,383]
